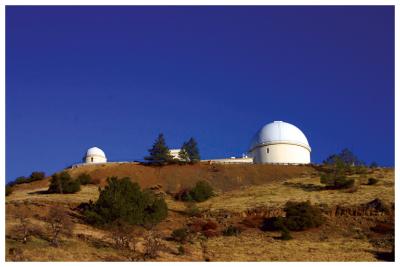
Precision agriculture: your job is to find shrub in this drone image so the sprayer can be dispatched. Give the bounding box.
[77,173,93,185]
[83,177,168,227]
[174,188,193,201]
[10,205,35,244]
[261,216,286,231]
[367,178,379,185]
[171,228,190,243]
[175,181,214,202]
[184,202,201,217]
[370,223,394,234]
[45,206,74,247]
[188,219,205,233]
[177,245,185,255]
[203,229,219,238]
[188,219,219,236]
[284,201,324,231]
[189,181,214,202]
[15,176,27,184]
[365,198,389,213]
[202,220,218,231]
[8,172,46,188]
[6,185,13,196]
[143,231,163,259]
[48,172,81,194]
[84,210,105,225]
[320,173,354,189]
[279,227,293,240]
[222,225,242,236]
[29,171,45,181]
[108,220,138,249]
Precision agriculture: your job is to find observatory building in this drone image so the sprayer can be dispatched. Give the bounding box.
[84,147,107,164]
[73,120,311,167]
[248,121,311,164]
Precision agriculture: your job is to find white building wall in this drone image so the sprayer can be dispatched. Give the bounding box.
[251,143,310,164]
[201,157,253,164]
[170,149,181,159]
[85,155,107,163]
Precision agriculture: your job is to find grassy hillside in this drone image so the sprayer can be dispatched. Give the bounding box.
[5,164,394,262]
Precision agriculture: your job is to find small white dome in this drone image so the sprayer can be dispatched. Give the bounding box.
[249,121,311,152]
[86,147,106,158]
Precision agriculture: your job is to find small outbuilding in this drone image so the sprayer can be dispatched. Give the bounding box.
[248,121,311,164]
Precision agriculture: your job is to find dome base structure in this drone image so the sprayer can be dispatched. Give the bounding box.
[249,121,311,164]
[251,143,310,164]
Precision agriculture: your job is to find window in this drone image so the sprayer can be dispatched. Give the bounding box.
[267,148,269,154]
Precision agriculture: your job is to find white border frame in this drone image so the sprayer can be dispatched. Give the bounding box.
[1,0,398,265]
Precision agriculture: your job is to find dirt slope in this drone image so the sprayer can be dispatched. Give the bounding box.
[64,162,316,192]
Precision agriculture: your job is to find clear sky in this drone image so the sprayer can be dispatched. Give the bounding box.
[6,6,394,181]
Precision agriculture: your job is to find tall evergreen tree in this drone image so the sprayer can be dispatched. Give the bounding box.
[178,145,190,162]
[145,133,173,164]
[180,137,200,163]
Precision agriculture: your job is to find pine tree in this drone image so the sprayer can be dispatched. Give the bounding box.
[183,137,200,163]
[145,133,173,164]
[178,146,190,162]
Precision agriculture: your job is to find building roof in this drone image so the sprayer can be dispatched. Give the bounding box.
[249,121,311,152]
[86,147,106,158]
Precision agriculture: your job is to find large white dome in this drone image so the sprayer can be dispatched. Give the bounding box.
[86,147,106,158]
[249,121,311,152]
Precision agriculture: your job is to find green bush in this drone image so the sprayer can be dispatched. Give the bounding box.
[367,178,379,185]
[320,173,354,189]
[29,172,46,181]
[83,177,168,227]
[284,201,324,231]
[6,185,13,196]
[279,227,293,240]
[189,181,214,202]
[48,171,81,194]
[261,216,286,231]
[15,176,27,184]
[77,173,93,185]
[171,228,189,243]
[174,188,193,201]
[222,225,242,236]
[83,209,105,225]
[7,171,46,188]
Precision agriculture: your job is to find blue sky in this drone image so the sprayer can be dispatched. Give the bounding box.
[6,6,394,181]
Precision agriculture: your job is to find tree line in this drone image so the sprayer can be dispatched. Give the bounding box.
[144,133,200,165]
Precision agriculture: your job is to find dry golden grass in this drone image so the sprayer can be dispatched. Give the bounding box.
[206,229,378,261]
[198,168,394,212]
[6,237,124,261]
[6,185,100,205]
